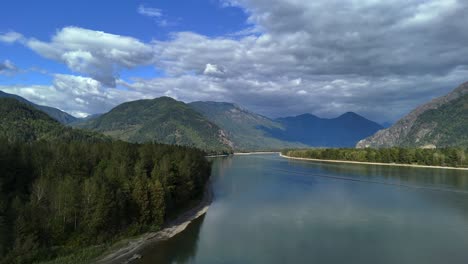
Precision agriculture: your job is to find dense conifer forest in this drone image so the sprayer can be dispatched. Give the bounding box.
[283,148,468,168]
[0,140,211,263]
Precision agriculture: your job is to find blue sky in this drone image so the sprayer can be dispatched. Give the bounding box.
[1,0,467,121]
[0,0,247,84]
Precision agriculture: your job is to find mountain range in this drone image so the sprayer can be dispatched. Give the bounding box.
[0,89,386,150]
[74,97,234,152]
[357,82,468,148]
[261,112,383,147]
[188,101,306,150]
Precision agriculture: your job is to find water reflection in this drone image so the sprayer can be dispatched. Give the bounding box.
[136,214,206,264]
[136,154,468,264]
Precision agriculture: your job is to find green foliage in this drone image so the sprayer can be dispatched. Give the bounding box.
[405,94,468,147]
[0,98,106,143]
[76,97,232,153]
[0,91,78,124]
[284,147,468,168]
[0,140,211,263]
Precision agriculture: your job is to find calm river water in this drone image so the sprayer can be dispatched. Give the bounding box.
[136,154,468,264]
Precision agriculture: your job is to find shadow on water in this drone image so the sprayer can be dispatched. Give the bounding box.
[136,214,206,264]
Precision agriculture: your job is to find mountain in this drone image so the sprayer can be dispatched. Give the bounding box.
[69,113,103,125]
[261,112,383,147]
[76,97,233,152]
[357,82,468,148]
[0,98,105,142]
[381,122,393,128]
[189,101,305,150]
[0,90,77,124]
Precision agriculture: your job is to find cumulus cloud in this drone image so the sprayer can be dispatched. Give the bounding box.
[3,0,468,122]
[146,0,468,121]
[1,74,148,117]
[25,27,154,87]
[203,63,227,77]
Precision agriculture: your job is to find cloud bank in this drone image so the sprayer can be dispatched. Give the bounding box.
[2,0,468,122]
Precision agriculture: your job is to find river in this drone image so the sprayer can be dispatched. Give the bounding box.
[134,154,468,264]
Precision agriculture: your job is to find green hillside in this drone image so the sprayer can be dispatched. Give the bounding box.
[0,98,105,142]
[0,90,78,124]
[403,93,468,147]
[76,97,233,152]
[357,82,468,148]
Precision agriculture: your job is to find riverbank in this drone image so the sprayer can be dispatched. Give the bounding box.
[205,154,230,158]
[206,152,280,158]
[96,181,213,264]
[280,153,468,171]
[234,151,280,155]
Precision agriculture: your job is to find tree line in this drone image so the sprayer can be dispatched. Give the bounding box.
[283,147,468,168]
[0,139,211,263]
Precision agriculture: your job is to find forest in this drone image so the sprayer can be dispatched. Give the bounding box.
[283,148,468,168]
[0,139,211,263]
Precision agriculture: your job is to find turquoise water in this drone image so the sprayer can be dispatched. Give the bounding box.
[137,154,468,264]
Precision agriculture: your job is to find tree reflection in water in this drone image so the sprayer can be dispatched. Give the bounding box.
[137,214,206,264]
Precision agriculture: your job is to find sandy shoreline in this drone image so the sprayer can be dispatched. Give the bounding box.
[280,153,468,171]
[206,152,280,158]
[96,181,213,264]
[205,154,230,158]
[233,151,280,155]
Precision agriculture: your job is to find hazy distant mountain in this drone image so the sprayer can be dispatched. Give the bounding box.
[69,113,103,125]
[76,97,233,152]
[0,98,104,142]
[0,90,77,124]
[357,82,468,148]
[261,112,383,147]
[189,101,305,150]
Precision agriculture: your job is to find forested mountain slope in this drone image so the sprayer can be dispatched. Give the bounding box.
[76,97,233,152]
[357,82,468,148]
[0,90,77,124]
[189,101,305,150]
[0,98,104,142]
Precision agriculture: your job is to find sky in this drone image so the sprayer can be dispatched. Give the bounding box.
[0,0,467,122]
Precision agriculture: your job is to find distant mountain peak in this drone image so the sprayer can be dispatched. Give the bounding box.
[188,101,303,151]
[296,113,319,118]
[339,111,359,117]
[191,101,241,110]
[153,96,178,101]
[266,112,382,147]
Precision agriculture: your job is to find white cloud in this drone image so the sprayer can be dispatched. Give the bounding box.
[3,0,468,122]
[137,5,174,27]
[1,74,146,117]
[25,27,154,87]
[0,60,18,75]
[0,31,23,43]
[137,5,162,17]
[203,63,226,77]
